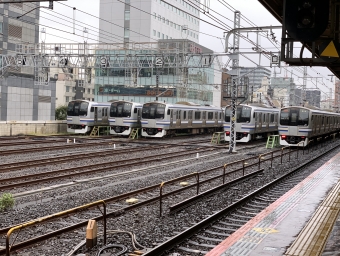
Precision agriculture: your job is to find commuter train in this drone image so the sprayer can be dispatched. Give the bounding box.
[224,104,280,142]
[67,100,111,134]
[279,106,340,147]
[109,100,143,135]
[141,101,224,137]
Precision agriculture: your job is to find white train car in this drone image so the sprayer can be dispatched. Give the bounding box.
[109,100,143,136]
[224,104,279,142]
[141,101,224,138]
[67,100,111,134]
[279,106,340,147]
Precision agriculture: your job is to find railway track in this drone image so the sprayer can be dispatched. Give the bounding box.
[143,141,339,255]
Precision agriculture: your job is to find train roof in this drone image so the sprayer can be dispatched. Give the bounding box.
[281,106,340,116]
[225,103,279,111]
[143,101,223,110]
[109,100,142,105]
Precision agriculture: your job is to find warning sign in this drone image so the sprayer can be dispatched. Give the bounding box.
[320,41,339,58]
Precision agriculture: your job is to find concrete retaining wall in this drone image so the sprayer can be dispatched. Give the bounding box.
[0,121,67,136]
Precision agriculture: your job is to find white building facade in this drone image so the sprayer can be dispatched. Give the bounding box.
[99,0,200,44]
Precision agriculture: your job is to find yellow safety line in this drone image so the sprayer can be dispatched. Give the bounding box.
[285,180,340,256]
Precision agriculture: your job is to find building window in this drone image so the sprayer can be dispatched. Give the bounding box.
[157,31,160,38]
[166,35,168,39]
[153,12,156,19]
[124,28,130,38]
[162,17,165,23]
[124,11,130,20]
[87,88,90,94]
[153,29,156,36]
[166,19,169,25]
[158,15,161,21]
[170,21,173,27]
[92,89,95,94]
[66,96,69,102]
[66,86,70,92]
[162,33,164,39]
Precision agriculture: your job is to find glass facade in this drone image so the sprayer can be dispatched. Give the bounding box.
[94,40,215,105]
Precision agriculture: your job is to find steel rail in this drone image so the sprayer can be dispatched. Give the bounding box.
[0,148,215,191]
[142,142,340,255]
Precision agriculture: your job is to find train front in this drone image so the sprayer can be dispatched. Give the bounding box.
[141,102,167,137]
[109,101,139,135]
[224,105,253,142]
[279,107,310,147]
[67,100,92,134]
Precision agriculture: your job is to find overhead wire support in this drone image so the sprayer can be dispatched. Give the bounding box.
[228,10,241,153]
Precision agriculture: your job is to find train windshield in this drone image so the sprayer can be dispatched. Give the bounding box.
[280,108,309,126]
[67,101,89,116]
[225,106,251,122]
[142,103,165,119]
[237,106,251,122]
[110,102,132,117]
[225,107,231,122]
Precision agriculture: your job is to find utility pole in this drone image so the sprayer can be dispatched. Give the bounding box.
[302,66,307,106]
[228,11,241,153]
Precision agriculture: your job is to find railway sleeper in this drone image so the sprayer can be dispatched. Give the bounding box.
[195,235,223,243]
[187,240,217,248]
[219,221,244,228]
[223,217,248,223]
[204,230,230,236]
[178,246,207,254]
[211,225,238,232]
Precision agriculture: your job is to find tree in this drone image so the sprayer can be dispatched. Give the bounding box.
[55,105,67,120]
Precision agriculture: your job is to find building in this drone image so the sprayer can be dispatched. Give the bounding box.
[94,39,218,106]
[0,3,57,121]
[239,67,271,91]
[99,0,200,44]
[270,77,301,107]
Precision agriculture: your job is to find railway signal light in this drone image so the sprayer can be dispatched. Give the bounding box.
[284,0,329,41]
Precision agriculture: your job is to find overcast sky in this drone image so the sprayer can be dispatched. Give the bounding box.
[38,0,334,97]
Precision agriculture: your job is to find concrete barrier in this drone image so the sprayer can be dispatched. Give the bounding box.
[0,120,67,136]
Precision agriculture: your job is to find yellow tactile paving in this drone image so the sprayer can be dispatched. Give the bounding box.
[285,180,340,256]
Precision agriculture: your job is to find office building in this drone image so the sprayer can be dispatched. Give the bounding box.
[99,0,200,44]
[0,3,57,121]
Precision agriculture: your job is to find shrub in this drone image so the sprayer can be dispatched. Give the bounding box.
[0,193,15,211]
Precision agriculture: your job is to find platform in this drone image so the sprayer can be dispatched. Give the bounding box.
[206,152,340,256]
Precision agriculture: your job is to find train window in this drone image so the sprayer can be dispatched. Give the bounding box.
[270,114,274,122]
[225,107,231,122]
[280,109,289,125]
[167,109,170,115]
[208,112,213,120]
[298,109,309,126]
[237,106,251,123]
[194,111,201,120]
[219,112,222,119]
[188,110,193,119]
[202,111,206,119]
[67,101,75,116]
[183,111,187,119]
[214,112,217,119]
[263,114,266,123]
[134,108,137,113]
[90,107,94,112]
[176,110,181,119]
[79,102,89,116]
[141,103,165,119]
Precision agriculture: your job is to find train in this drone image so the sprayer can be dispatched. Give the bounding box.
[224,104,280,142]
[141,101,224,137]
[67,100,111,134]
[279,106,340,147]
[109,100,143,135]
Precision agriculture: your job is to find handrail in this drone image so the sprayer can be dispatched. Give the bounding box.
[6,200,106,256]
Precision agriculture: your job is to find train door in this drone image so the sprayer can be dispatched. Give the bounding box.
[102,108,109,124]
[202,111,206,126]
[94,107,99,123]
[255,112,262,132]
[170,109,174,127]
[188,110,193,127]
[176,110,181,127]
[214,112,218,126]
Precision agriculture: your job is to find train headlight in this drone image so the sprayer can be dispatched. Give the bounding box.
[281,135,286,139]
[226,131,230,135]
[157,128,162,131]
